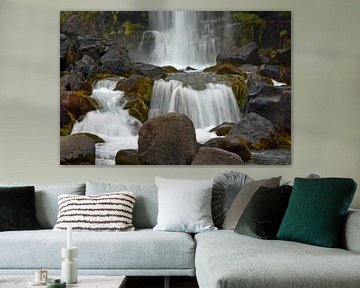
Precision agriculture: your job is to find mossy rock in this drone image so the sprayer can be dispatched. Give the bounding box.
[60,106,76,136]
[115,74,153,104]
[88,73,124,85]
[210,122,235,136]
[223,75,248,112]
[162,65,180,74]
[115,149,140,165]
[203,64,247,77]
[124,96,149,123]
[60,91,99,119]
[71,133,104,143]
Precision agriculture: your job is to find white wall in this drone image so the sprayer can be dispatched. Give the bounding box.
[0,0,359,208]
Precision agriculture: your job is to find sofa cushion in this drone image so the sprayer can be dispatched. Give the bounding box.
[53,192,136,232]
[195,230,360,288]
[212,171,252,228]
[86,182,158,229]
[0,186,40,231]
[222,177,281,229]
[234,185,292,239]
[277,178,357,248]
[0,183,86,229]
[153,177,216,233]
[0,229,195,272]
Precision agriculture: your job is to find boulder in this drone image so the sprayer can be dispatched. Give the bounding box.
[123,96,149,123]
[162,66,179,74]
[203,64,246,77]
[133,63,166,80]
[217,42,259,66]
[247,74,275,97]
[210,122,234,136]
[115,149,140,165]
[138,113,198,165]
[191,147,244,165]
[204,137,252,161]
[60,106,75,136]
[60,72,86,92]
[100,46,134,76]
[60,91,99,119]
[277,48,291,67]
[74,55,99,78]
[71,133,104,143]
[77,35,115,61]
[228,112,277,150]
[248,89,291,133]
[115,74,153,104]
[258,64,291,85]
[60,134,96,165]
[60,34,70,70]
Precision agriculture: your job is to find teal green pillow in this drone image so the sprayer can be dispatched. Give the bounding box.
[277,177,357,247]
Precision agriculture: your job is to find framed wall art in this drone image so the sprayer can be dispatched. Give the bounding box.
[60,11,291,165]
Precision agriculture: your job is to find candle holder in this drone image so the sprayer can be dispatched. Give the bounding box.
[61,247,78,284]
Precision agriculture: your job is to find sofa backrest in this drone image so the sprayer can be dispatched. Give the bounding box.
[86,181,158,229]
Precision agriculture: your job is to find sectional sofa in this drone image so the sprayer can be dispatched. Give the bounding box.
[0,176,359,288]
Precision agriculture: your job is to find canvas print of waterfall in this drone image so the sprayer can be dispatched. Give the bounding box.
[60,11,291,165]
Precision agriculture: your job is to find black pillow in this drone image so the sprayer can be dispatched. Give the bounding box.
[234,185,292,239]
[0,186,41,231]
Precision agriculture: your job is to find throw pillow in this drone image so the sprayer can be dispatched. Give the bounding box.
[0,182,86,228]
[234,185,293,239]
[153,177,217,233]
[53,192,136,231]
[222,176,281,230]
[212,171,253,228]
[277,178,357,248]
[0,186,41,231]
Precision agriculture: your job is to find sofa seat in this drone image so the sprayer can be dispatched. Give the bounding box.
[195,230,360,288]
[0,229,195,276]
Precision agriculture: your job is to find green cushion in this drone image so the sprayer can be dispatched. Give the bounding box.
[277,178,357,247]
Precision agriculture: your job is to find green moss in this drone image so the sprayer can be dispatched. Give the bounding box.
[122,21,143,37]
[60,109,76,136]
[116,75,154,104]
[230,76,248,112]
[231,12,266,46]
[124,97,149,123]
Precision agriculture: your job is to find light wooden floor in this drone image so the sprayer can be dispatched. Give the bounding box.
[126,276,199,288]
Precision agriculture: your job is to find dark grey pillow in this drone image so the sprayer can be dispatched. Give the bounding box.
[212,171,252,228]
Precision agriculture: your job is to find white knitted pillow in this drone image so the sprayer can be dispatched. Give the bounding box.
[53,192,135,231]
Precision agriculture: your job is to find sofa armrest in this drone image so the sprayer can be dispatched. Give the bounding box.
[342,209,360,253]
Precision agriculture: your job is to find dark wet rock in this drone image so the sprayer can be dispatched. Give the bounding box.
[60,72,87,92]
[228,112,277,150]
[138,113,198,165]
[71,133,104,143]
[240,64,259,73]
[162,66,179,74]
[60,134,96,165]
[115,149,140,165]
[204,137,252,161]
[77,35,115,61]
[60,106,75,136]
[60,91,99,119]
[210,122,235,136]
[100,46,134,76]
[258,64,291,85]
[74,55,99,78]
[191,147,244,165]
[217,42,259,66]
[133,63,166,80]
[247,74,275,96]
[60,34,70,70]
[248,89,291,133]
[277,48,291,67]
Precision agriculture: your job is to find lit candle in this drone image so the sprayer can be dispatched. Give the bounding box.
[67,225,72,249]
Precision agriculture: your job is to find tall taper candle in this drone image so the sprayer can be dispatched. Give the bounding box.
[67,225,72,249]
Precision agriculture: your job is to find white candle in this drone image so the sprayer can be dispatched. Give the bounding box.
[67,225,72,249]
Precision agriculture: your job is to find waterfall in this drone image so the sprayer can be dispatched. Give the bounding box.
[137,11,232,69]
[149,77,241,129]
[71,79,140,165]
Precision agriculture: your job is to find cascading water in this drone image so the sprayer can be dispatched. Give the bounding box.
[137,11,232,69]
[71,79,140,165]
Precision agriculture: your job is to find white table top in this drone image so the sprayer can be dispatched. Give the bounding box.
[0,275,126,288]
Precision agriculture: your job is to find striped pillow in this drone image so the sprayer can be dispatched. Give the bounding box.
[53,192,136,231]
